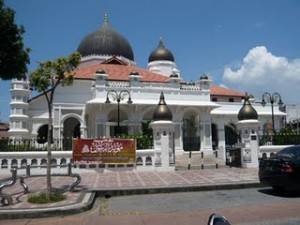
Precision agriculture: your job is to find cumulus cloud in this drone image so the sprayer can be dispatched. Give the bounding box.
[222,46,300,104]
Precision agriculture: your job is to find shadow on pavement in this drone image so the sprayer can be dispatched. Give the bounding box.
[258,187,300,198]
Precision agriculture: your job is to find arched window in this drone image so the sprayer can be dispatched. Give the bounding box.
[37,124,53,144]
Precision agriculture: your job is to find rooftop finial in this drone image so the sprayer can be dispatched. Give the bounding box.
[244,92,249,101]
[104,12,108,22]
[159,37,164,48]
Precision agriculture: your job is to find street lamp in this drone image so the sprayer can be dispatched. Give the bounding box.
[261,92,284,134]
[105,90,133,135]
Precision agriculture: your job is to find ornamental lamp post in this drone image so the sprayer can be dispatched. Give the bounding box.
[261,92,284,135]
[105,90,132,136]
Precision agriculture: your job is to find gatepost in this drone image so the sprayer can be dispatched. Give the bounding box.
[236,94,260,168]
[150,92,175,171]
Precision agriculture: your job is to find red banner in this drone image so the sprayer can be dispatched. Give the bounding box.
[72,138,136,164]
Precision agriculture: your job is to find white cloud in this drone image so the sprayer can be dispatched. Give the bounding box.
[222,46,300,104]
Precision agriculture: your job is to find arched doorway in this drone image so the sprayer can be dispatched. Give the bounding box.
[142,109,154,136]
[182,112,200,151]
[225,123,239,165]
[225,123,238,146]
[63,117,80,150]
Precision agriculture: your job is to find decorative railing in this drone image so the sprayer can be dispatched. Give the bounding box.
[106,80,206,92]
[180,84,202,91]
[260,133,300,146]
[0,137,156,171]
[0,137,154,152]
[0,149,155,171]
[108,81,130,88]
[0,138,62,151]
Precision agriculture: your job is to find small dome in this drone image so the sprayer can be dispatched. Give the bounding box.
[96,69,106,74]
[129,70,140,76]
[200,74,208,80]
[238,95,258,121]
[152,92,173,121]
[170,72,179,78]
[77,14,134,61]
[148,39,174,62]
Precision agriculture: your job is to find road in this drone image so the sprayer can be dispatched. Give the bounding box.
[1,187,300,225]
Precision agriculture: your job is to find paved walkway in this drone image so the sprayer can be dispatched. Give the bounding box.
[0,167,260,219]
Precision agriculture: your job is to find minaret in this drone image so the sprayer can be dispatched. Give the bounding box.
[236,94,260,168]
[8,75,30,139]
[150,92,175,171]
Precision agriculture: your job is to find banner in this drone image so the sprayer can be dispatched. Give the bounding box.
[72,138,136,164]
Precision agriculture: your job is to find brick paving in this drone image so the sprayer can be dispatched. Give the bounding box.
[0,167,259,211]
[0,176,82,210]
[1,167,300,225]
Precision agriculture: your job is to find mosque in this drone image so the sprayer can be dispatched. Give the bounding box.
[8,14,285,159]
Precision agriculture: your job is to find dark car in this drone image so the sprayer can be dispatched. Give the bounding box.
[259,145,300,191]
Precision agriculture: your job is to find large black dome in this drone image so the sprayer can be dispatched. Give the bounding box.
[77,14,134,61]
[148,39,174,62]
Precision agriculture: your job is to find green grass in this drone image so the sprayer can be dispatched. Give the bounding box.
[28,191,66,204]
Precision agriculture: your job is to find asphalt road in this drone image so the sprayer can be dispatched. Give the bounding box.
[2,187,300,225]
[105,187,300,214]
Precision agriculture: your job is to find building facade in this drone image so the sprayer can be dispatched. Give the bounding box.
[8,15,286,157]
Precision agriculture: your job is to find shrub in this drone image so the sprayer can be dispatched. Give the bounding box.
[28,191,66,204]
[117,133,153,149]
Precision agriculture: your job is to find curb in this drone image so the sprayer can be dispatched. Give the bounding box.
[0,191,96,220]
[0,181,264,219]
[95,181,265,197]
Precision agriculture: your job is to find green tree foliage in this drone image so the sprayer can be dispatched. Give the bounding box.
[29,52,81,200]
[0,0,30,80]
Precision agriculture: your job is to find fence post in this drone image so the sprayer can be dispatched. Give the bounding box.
[215,151,218,169]
[26,164,30,176]
[201,151,204,169]
[68,163,72,175]
[188,150,192,170]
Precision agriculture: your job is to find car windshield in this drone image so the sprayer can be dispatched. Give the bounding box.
[275,146,300,160]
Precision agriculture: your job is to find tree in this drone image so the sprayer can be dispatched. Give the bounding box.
[29,52,81,200]
[0,0,30,80]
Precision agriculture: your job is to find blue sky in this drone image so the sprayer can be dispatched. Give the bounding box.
[1,0,300,122]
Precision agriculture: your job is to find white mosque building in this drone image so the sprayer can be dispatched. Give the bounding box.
[8,14,285,157]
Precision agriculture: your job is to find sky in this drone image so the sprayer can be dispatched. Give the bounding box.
[1,0,300,122]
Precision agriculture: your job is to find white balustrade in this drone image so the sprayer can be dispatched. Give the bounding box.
[258,145,291,158]
[0,149,155,172]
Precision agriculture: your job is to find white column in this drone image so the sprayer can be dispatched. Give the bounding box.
[201,121,213,152]
[217,120,226,159]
